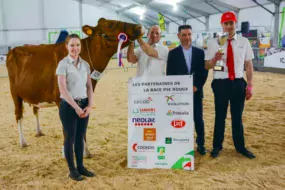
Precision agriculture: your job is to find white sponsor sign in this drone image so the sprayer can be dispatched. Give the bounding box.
[264,50,285,69]
[128,75,194,170]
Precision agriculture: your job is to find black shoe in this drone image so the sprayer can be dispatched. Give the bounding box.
[69,170,85,181]
[197,146,207,155]
[237,149,256,159]
[78,167,96,177]
[210,148,222,158]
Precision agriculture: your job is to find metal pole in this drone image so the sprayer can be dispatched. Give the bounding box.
[0,0,7,52]
[79,0,83,34]
[205,16,209,31]
[273,3,280,47]
[40,0,46,43]
[0,26,81,32]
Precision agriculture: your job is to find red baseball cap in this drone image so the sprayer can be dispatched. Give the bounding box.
[221,12,237,23]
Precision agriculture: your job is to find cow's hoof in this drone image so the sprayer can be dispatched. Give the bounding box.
[62,146,65,159]
[20,142,28,148]
[35,132,45,137]
[83,152,92,159]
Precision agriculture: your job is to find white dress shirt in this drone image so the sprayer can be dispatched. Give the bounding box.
[205,33,254,79]
[134,43,169,77]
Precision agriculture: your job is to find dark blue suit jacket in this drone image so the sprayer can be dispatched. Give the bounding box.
[166,45,208,98]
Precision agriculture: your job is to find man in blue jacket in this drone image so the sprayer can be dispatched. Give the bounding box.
[166,25,209,155]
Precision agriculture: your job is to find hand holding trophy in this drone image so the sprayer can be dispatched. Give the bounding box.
[214,32,229,71]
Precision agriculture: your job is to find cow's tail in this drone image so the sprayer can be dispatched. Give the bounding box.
[6,48,18,84]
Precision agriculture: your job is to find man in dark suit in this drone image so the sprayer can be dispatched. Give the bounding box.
[166,25,208,155]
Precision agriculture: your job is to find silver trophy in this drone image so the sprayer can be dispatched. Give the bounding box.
[214,32,229,71]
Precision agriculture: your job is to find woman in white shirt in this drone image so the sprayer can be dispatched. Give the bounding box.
[56,34,94,181]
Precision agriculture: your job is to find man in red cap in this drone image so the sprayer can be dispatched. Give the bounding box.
[205,12,256,159]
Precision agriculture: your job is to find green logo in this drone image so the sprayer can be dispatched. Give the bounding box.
[165,95,174,103]
[165,137,172,144]
[157,147,165,160]
[166,110,173,116]
[133,109,139,114]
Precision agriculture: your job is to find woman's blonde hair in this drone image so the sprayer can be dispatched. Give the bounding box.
[65,33,80,45]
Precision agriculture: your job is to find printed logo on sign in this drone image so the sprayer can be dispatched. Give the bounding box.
[157,146,165,160]
[165,95,174,103]
[143,128,156,141]
[132,117,155,126]
[165,95,189,106]
[155,162,168,166]
[166,110,189,116]
[171,120,186,128]
[134,97,153,104]
[132,156,147,165]
[132,143,155,152]
[173,137,190,143]
[183,161,192,170]
[165,137,172,144]
[133,108,156,116]
[174,138,190,143]
[165,137,189,144]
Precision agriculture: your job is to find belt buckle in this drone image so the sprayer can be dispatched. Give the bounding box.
[77,99,82,106]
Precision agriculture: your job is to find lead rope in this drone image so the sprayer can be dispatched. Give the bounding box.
[85,39,95,71]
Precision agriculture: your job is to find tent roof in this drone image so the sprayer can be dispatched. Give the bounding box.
[80,0,284,26]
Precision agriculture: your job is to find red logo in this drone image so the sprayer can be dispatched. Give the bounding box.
[171,120,186,128]
[132,143,138,152]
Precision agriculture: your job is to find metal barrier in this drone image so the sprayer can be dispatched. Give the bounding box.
[104,62,136,73]
[0,56,137,78]
[2,47,282,78]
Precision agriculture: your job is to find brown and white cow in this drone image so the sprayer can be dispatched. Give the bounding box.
[6,18,142,157]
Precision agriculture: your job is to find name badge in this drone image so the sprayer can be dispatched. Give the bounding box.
[90,70,103,81]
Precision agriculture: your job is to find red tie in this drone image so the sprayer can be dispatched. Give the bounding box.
[227,39,235,80]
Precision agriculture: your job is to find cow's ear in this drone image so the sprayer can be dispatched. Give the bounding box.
[98,18,106,24]
[82,25,93,36]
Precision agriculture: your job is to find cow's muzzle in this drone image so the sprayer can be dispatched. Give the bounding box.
[134,25,143,37]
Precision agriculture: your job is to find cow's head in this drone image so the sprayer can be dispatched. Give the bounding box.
[82,18,143,49]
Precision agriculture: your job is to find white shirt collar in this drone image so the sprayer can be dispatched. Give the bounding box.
[229,33,237,41]
[67,54,82,65]
[151,43,159,48]
[181,44,192,51]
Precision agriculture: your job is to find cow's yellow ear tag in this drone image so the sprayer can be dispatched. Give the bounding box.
[86,29,92,35]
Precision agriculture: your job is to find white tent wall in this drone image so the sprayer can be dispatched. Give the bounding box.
[82,4,136,30]
[186,17,206,32]
[168,20,184,34]
[44,0,80,29]
[116,14,137,26]
[82,3,116,26]
[0,0,132,47]
[2,0,45,45]
[0,0,5,50]
[238,4,275,32]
